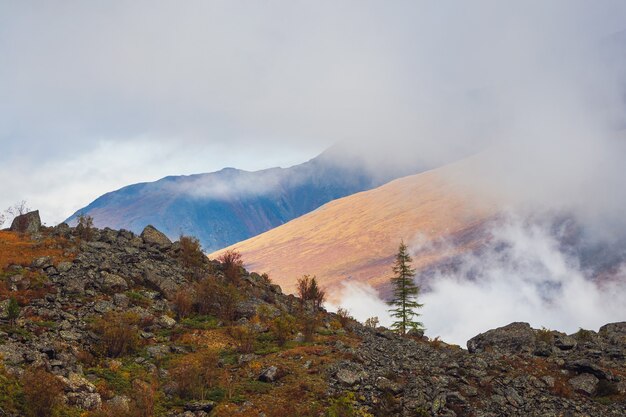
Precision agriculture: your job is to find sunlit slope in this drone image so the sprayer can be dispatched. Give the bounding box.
[210,161,496,295]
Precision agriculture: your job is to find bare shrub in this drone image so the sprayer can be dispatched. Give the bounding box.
[22,367,63,417]
[173,287,193,319]
[218,249,243,284]
[193,278,239,323]
[364,316,379,328]
[92,311,140,357]
[76,213,95,240]
[336,307,353,329]
[229,325,256,353]
[169,349,220,400]
[296,275,325,310]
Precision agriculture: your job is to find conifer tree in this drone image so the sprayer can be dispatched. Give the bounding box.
[388,241,423,335]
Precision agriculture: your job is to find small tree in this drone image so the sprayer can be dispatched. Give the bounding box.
[388,241,423,335]
[76,213,94,240]
[6,297,20,327]
[178,235,205,279]
[296,275,325,310]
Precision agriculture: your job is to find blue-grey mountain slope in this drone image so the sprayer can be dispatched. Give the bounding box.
[66,147,427,252]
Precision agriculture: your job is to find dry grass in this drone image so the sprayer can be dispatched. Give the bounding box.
[0,231,71,270]
[209,162,497,295]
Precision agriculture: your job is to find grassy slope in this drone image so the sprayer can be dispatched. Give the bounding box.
[210,160,497,296]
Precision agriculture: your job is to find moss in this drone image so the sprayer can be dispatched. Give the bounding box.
[181,315,220,330]
[88,367,131,394]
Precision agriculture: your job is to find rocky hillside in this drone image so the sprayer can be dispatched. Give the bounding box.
[66,147,426,252]
[0,212,624,416]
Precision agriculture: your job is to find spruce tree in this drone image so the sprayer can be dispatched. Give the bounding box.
[388,241,424,335]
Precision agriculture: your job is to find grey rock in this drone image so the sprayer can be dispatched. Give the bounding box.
[336,368,361,386]
[100,272,128,292]
[569,373,599,396]
[184,401,215,413]
[467,322,536,354]
[31,256,53,269]
[554,335,577,350]
[10,210,41,234]
[259,366,284,383]
[141,225,172,248]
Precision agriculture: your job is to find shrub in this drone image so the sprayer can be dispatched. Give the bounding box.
[300,310,320,343]
[536,327,553,344]
[169,349,220,400]
[336,308,353,329]
[218,250,243,284]
[574,328,594,343]
[193,278,239,323]
[296,275,325,310]
[0,364,24,414]
[364,317,379,329]
[325,392,374,417]
[229,325,256,353]
[178,235,205,279]
[6,296,20,326]
[76,213,95,240]
[22,367,63,417]
[272,314,297,346]
[172,287,193,319]
[92,311,140,357]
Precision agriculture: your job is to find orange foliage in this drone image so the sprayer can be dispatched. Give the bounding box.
[0,231,70,270]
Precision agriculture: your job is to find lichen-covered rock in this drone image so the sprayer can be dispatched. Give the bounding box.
[141,225,172,248]
[10,210,41,234]
[467,322,536,354]
[258,366,284,383]
[569,373,599,396]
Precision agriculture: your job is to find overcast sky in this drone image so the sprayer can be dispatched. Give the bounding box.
[2,1,626,225]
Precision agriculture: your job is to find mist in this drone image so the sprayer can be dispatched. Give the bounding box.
[4,2,626,224]
[329,213,626,346]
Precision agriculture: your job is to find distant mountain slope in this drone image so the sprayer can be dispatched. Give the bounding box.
[210,159,498,296]
[66,147,426,252]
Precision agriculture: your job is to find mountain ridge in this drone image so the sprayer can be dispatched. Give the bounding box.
[66,147,427,252]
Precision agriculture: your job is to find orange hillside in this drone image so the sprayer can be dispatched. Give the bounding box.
[210,159,498,297]
[0,231,70,270]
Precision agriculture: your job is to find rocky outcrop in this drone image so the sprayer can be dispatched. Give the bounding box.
[328,322,626,416]
[140,225,172,248]
[0,222,624,417]
[9,210,41,234]
[467,322,537,354]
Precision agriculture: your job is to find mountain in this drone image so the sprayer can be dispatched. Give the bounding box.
[0,216,624,416]
[66,146,426,253]
[210,159,498,296]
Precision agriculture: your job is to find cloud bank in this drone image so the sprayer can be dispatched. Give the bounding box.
[3,2,626,224]
[330,213,626,346]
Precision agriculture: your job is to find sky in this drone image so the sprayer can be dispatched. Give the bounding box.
[3,1,626,225]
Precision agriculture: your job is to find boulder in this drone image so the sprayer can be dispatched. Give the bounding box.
[569,373,599,396]
[336,368,361,386]
[184,401,215,413]
[10,210,41,234]
[141,225,172,248]
[258,366,284,383]
[467,322,536,354]
[100,272,129,292]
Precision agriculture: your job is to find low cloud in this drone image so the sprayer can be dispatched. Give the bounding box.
[331,213,626,347]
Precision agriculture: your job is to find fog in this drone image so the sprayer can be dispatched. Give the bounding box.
[3,2,626,224]
[329,213,626,346]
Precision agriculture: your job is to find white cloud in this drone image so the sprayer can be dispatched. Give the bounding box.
[333,214,626,347]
